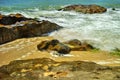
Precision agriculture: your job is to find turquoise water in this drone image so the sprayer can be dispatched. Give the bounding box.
[0,0,120,51]
[0,0,120,11]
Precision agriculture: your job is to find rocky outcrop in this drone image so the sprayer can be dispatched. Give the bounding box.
[0,13,30,25]
[0,27,18,44]
[0,14,62,44]
[14,20,62,38]
[37,39,71,54]
[64,39,95,51]
[58,4,107,14]
[37,39,95,54]
[0,58,119,80]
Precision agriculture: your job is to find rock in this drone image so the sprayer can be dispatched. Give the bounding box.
[64,39,81,46]
[0,14,62,44]
[0,58,119,80]
[112,8,116,10]
[37,39,71,54]
[14,20,62,38]
[64,39,94,51]
[58,4,107,14]
[0,13,30,25]
[53,43,71,54]
[0,27,18,44]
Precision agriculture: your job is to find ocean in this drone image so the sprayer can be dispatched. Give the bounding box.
[0,0,120,51]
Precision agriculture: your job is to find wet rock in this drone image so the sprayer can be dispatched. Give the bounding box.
[37,39,71,54]
[0,58,119,80]
[0,13,30,25]
[0,14,62,44]
[58,4,107,14]
[112,8,116,10]
[64,39,94,51]
[14,20,62,38]
[0,27,18,44]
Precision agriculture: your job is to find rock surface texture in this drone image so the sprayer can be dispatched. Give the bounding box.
[37,39,95,54]
[64,39,95,51]
[0,14,62,44]
[58,4,107,14]
[37,39,71,54]
[0,58,119,80]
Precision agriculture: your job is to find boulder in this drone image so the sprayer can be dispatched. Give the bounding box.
[58,4,107,14]
[14,20,62,38]
[37,39,71,54]
[0,14,62,44]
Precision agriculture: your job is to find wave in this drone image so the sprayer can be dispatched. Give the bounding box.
[0,8,120,51]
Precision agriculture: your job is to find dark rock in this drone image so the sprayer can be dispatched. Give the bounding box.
[37,39,71,54]
[0,58,119,80]
[0,27,18,44]
[0,13,30,25]
[112,8,116,10]
[58,4,107,14]
[53,43,71,54]
[14,20,62,38]
[0,14,62,44]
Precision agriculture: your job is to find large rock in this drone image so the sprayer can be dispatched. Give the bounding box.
[14,20,62,38]
[0,58,119,80]
[0,14,62,44]
[58,4,107,14]
[37,39,71,54]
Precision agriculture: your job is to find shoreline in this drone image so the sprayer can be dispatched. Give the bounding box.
[0,36,120,67]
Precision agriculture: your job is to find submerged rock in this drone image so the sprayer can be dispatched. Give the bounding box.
[58,4,107,14]
[0,58,119,80]
[37,39,71,54]
[0,14,62,44]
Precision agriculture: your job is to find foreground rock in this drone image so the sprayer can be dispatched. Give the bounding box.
[37,39,71,54]
[58,4,107,14]
[0,14,62,44]
[0,58,119,80]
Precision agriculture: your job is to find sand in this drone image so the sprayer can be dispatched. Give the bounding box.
[0,36,120,67]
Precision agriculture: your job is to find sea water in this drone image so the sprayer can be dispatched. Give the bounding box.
[0,0,120,51]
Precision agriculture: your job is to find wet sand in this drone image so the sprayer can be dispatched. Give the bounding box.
[0,37,120,67]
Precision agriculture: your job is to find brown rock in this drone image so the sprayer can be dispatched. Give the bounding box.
[0,27,18,44]
[37,39,71,54]
[64,39,94,51]
[15,20,62,38]
[58,4,107,14]
[64,39,81,46]
[0,58,119,80]
[0,14,62,44]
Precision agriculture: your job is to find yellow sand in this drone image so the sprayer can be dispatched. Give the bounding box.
[0,36,120,67]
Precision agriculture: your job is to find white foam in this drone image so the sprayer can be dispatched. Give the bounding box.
[1,9,120,51]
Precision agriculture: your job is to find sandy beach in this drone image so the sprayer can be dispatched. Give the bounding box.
[0,37,120,67]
